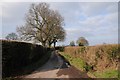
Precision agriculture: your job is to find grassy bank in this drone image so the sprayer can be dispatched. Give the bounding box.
[59,44,119,78]
[60,52,86,71]
[92,69,118,78]
[60,52,118,78]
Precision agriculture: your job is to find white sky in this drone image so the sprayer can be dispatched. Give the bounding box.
[0,0,119,2]
[0,0,119,46]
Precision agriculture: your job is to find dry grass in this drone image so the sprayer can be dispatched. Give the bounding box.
[65,44,119,69]
[60,44,119,78]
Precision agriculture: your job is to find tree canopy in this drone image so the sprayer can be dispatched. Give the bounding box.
[76,37,89,46]
[69,41,75,46]
[5,33,18,40]
[17,3,66,47]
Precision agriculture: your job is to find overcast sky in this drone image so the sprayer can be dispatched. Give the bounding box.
[0,1,118,46]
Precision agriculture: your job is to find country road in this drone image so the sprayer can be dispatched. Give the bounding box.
[23,51,89,78]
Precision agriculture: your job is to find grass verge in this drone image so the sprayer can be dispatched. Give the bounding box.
[60,52,119,78]
[59,52,86,71]
[92,69,118,78]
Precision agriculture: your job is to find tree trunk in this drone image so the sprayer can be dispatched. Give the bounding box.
[42,42,46,47]
[53,42,56,48]
[48,43,51,48]
[48,40,53,48]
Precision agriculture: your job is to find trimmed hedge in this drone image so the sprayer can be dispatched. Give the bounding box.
[55,46,65,52]
[1,40,49,77]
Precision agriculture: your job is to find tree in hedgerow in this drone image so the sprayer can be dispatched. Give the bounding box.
[5,33,18,40]
[17,3,66,47]
[76,37,89,46]
[69,41,75,46]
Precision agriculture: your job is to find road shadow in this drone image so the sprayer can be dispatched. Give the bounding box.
[56,54,90,78]
[31,51,71,74]
[31,51,61,74]
[57,65,90,78]
[26,51,90,78]
[18,51,90,78]
[13,51,57,78]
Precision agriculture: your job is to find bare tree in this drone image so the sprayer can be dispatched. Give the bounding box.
[76,37,89,46]
[17,3,66,47]
[69,41,75,46]
[5,33,18,40]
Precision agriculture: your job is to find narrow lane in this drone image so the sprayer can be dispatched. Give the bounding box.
[25,51,64,78]
[24,51,89,78]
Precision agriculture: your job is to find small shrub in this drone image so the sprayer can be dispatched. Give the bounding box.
[83,63,93,72]
[96,51,100,58]
[69,41,75,46]
[107,46,118,60]
[55,46,65,52]
[79,46,86,53]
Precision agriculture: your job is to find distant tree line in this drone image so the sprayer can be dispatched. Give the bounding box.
[69,37,89,46]
[5,33,18,40]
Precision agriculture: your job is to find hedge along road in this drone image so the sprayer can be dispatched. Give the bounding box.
[24,50,89,78]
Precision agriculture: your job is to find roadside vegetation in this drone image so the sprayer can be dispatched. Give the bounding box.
[2,40,52,78]
[92,69,118,78]
[2,2,119,79]
[59,44,119,78]
[60,52,86,71]
[2,2,65,79]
